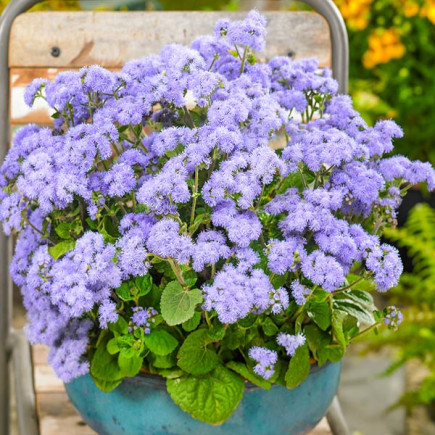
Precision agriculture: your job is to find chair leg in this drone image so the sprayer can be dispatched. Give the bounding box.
[326,396,350,435]
[12,329,39,435]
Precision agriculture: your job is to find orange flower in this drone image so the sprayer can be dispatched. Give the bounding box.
[403,1,420,17]
[420,0,435,23]
[363,28,406,69]
[336,0,373,30]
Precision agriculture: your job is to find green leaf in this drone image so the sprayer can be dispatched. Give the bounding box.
[238,314,258,329]
[177,330,219,376]
[90,336,123,392]
[48,240,76,260]
[118,351,143,377]
[161,281,203,326]
[144,329,179,356]
[226,361,271,390]
[285,344,311,389]
[167,365,244,424]
[221,326,245,350]
[115,282,134,302]
[107,337,120,355]
[159,369,184,379]
[100,215,118,243]
[108,316,128,336]
[188,213,210,235]
[142,284,162,310]
[247,53,257,65]
[208,323,226,340]
[346,289,375,305]
[86,217,98,230]
[150,353,176,369]
[334,299,375,326]
[135,275,153,297]
[332,310,347,347]
[304,324,330,365]
[307,300,331,331]
[323,344,345,362]
[183,269,198,287]
[262,317,279,336]
[55,222,72,240]
[91,376,122,393]
[182,312,201,332]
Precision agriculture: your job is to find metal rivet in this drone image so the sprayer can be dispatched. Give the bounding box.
[287,50,295,59]
[50,46,61,57]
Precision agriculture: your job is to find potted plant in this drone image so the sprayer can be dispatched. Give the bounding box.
[1,10,434,435]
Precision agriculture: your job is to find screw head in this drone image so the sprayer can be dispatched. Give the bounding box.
[287,50,295,59]
[50,46,61,58]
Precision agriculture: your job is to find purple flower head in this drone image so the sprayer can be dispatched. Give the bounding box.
[192,230,231,272]
[234,247,259,272]
[267,237,306,274]
[291,281,311,305]
[116,232,149,279]
[103,163,136,197]
[24,78,47,107]
[249,346,277,380]
[366,244,403,292]
[227,10,267,52]
[131,306,158,334]
[147,218,193,264]
[383,305,403,331]
[99,300,118,329]
[48,318,93,383]
[277,332,306,357]
[301,251,346,291]
[81,65,116,94]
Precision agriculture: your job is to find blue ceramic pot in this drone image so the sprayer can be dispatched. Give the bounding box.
[65,361,341,435]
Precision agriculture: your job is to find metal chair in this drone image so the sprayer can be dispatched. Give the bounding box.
[0,1,349,434]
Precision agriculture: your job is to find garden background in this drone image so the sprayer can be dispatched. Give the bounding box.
[1,0,434,433]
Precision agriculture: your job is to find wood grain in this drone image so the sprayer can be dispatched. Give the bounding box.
[32,344,330,435]
[10,11,330,68]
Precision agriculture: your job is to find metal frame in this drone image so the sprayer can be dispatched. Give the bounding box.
[0,1,349,434]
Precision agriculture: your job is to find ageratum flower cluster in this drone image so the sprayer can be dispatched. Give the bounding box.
[1,10,434,425]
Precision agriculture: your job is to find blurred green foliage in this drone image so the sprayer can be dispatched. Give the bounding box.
[366,203,435,408]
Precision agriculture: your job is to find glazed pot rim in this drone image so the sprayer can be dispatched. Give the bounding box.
[122,360,335,391]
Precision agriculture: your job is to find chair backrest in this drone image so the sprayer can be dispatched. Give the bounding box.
[9,11,331,128]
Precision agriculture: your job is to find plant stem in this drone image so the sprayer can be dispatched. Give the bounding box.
[183,107,195,128]
[298,167,308,189]
[333,276,365,294]
[204,311,212,328]
[24,217,54,245]
[351,322,380,341]
[208,54,219,72]
[168,258,186,287]
[190,166,199,228]
[239,45,248,75]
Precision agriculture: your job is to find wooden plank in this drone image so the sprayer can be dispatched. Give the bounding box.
[32,343,50,365]
[33,364,65,393]
[10,11,331,68]
[37,392,96,435]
